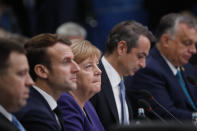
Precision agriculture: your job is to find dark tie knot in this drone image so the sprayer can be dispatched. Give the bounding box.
[53,107,64,130]
[53,107,61,116]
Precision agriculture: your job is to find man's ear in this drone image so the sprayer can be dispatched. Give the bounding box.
[34,64,49,79]
[117,40,127,55]
[161,34,170,47]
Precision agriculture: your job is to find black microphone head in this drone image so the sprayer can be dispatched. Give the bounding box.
[139,89,153,100]
[138,100,168,124]
[187,76,197,85]
[139,90,183,124]
[138,99,152,112]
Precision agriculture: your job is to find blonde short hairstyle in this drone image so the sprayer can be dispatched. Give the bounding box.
[71,39,101,64]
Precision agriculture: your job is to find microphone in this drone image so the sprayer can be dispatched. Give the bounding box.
[137,99,167,124]
[187,76,197,86]
[139,89,183,124]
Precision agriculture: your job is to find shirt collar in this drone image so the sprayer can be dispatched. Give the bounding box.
[0,105,12,121]
[32,85,57,110]
[101,56,121,88]
[160,53,179,75]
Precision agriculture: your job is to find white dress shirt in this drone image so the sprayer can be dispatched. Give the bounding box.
[32,85,61,127]
[0,105,12,121]
[161,53,179,75]
[101,56,129,123]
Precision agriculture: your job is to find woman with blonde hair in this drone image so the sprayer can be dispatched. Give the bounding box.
[57,40,104,131]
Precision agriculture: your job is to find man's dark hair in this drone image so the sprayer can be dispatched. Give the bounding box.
[105,20,155,54]
[25,33,71,81]
[156,13,197,42]
[0,38,25,72]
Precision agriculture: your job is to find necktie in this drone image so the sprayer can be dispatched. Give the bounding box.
[12,115,26,131]
[53,107,64,130]
[119,80,129,124]
[176,70,197,111]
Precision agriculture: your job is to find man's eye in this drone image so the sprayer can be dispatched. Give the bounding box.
[182,40,192,46]
[17,71,27,76]
[137,55,144,59]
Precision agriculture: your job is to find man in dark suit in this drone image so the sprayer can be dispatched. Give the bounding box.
[0,39,34,131]
[126,13,197,122]
[15,34,80,131]
[0,114,20,131]
[90,20,155,130]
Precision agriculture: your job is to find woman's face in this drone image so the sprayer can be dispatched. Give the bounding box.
[76,56,101,97]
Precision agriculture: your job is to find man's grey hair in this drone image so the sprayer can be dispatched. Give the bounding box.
[156,13,197,42]
[56,22,87,39]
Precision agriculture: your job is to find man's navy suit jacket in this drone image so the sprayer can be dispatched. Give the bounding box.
[0,113,19,131]
[125,47,197,121]
[91,61,133,130]
[15,86,63,131]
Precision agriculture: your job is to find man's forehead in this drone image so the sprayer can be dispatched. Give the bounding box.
[47,44,74,61]
[47,43,72,54]
[48,42,70,50]
[9,52,28,68]
[176,24,197,41]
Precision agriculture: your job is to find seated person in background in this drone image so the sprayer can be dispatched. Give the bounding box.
[15,34,80,131]
[56,22,87,40]
[90,20,155,130]
[0,28,29,45]
[57,39,104,131]
[125,13,197,122]
[0,39,33,131]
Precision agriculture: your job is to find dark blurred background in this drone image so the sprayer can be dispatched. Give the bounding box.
[1,0,197,53]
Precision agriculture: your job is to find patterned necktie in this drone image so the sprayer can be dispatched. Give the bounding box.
[12,115,26,131]
[176,70,197,111]
[119,80,129,124]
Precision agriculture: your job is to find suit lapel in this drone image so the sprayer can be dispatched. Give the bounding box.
[99,62,120,123]
[30,87,63,130]
[125,91,133,120]
[0,113,20,131]
[30,87,54,113]
[181,69,197,110]
[152,47,196,110]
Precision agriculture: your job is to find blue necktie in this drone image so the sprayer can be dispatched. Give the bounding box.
[176,70,197,111]
[119,80,129,124]
[12,115,26,131]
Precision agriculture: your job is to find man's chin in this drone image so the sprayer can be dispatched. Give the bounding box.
[14,101,26,112]
[68,83,78,91]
